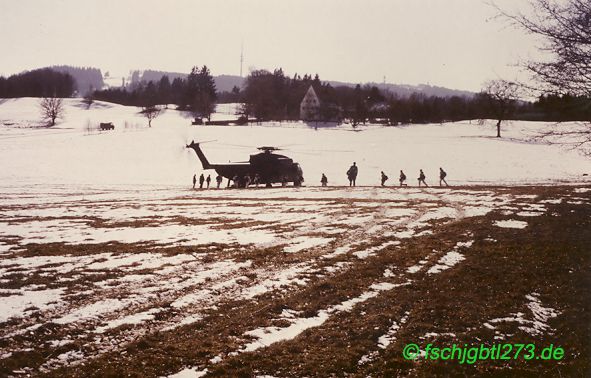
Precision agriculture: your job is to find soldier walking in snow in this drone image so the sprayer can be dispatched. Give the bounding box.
[199,174,205,189]
[216,175,223,188]
[244,175,251,188]
[321,173,328,187]
[206,174,211,188]
[418,169,428,187]
[399,170,407,186]
[192,174,197,189]
[253,173,261,187]
[381,171,388,186]
[347,162,358,187]
[439,167,449,187]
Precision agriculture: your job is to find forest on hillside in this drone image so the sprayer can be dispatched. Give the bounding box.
[93,67,591,125]
[0,68,75,98]
[1,66,589,125]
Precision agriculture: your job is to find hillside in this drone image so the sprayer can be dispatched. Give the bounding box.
[129,70,243,93]
[22,66,475,98]
[128,69,474,97]
[50,66,104,95]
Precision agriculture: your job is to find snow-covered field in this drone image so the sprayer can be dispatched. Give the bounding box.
[0,98,589,189]
[0,98,590,376]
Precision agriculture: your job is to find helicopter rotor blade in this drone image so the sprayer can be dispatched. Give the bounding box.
[257,146,282,151]
[216,142,254,149]
[281,146,354,154]
[286,150,321,156]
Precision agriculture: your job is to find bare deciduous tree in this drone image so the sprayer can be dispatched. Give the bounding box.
[82,92,94,109]
[496,0,591,151]
[482,80,520,138]
[39,96,64,127]
[141,105,161,127]
[496,0,590,96]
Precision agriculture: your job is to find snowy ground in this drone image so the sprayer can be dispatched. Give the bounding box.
[0,98,590,376]
[0,98,589,189]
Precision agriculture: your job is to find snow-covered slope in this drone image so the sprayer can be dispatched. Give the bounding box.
[0,97,589,188]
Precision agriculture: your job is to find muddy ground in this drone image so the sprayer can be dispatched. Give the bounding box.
[0,185,589,377]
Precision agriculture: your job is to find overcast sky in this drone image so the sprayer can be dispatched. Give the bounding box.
[0,0,540,92]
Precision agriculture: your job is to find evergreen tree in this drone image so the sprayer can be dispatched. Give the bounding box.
[185,65,217,120]
[158,76,172,107]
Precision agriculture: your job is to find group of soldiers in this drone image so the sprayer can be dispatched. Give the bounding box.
[193,173,227,189]
[229,173,263,188]
[193,173,220,189]
[319,163,449,187]
[193,173,264,189]
[379,167,449,187]
[318,162,359,187]
[193,165,450,189]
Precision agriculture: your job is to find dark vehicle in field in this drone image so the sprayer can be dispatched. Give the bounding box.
[99,122,115,130]
[187,141,304,187]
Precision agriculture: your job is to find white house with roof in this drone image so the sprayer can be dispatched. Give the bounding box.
[299,85,320,121]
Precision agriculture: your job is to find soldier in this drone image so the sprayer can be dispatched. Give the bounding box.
[381,171,388,186]
[216,174,223,188]
[244,174,251,188]
[199,174,205,189]
[232,174,239,188]
[399,170,408,187]
[439,167,449,187]
[206,174,211,188]
[192,174,196,189]
[347,162,358,186]
[253,173,261,187]
[418,169,428,187]
[321,173,328,187]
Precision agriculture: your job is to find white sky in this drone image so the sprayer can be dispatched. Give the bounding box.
[0,0,540,92]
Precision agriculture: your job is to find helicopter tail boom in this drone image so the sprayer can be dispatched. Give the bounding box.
[186,141,212,170]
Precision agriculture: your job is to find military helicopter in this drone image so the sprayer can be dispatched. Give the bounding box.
[186,141,304,187]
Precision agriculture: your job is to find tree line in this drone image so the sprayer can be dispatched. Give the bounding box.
[1,65,588,128]
[93,65,217,119]
[51,66,104,96]
[231,69,589,125]
[0,68,75,98]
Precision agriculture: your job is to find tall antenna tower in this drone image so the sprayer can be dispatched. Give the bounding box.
[240,42,244,77]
